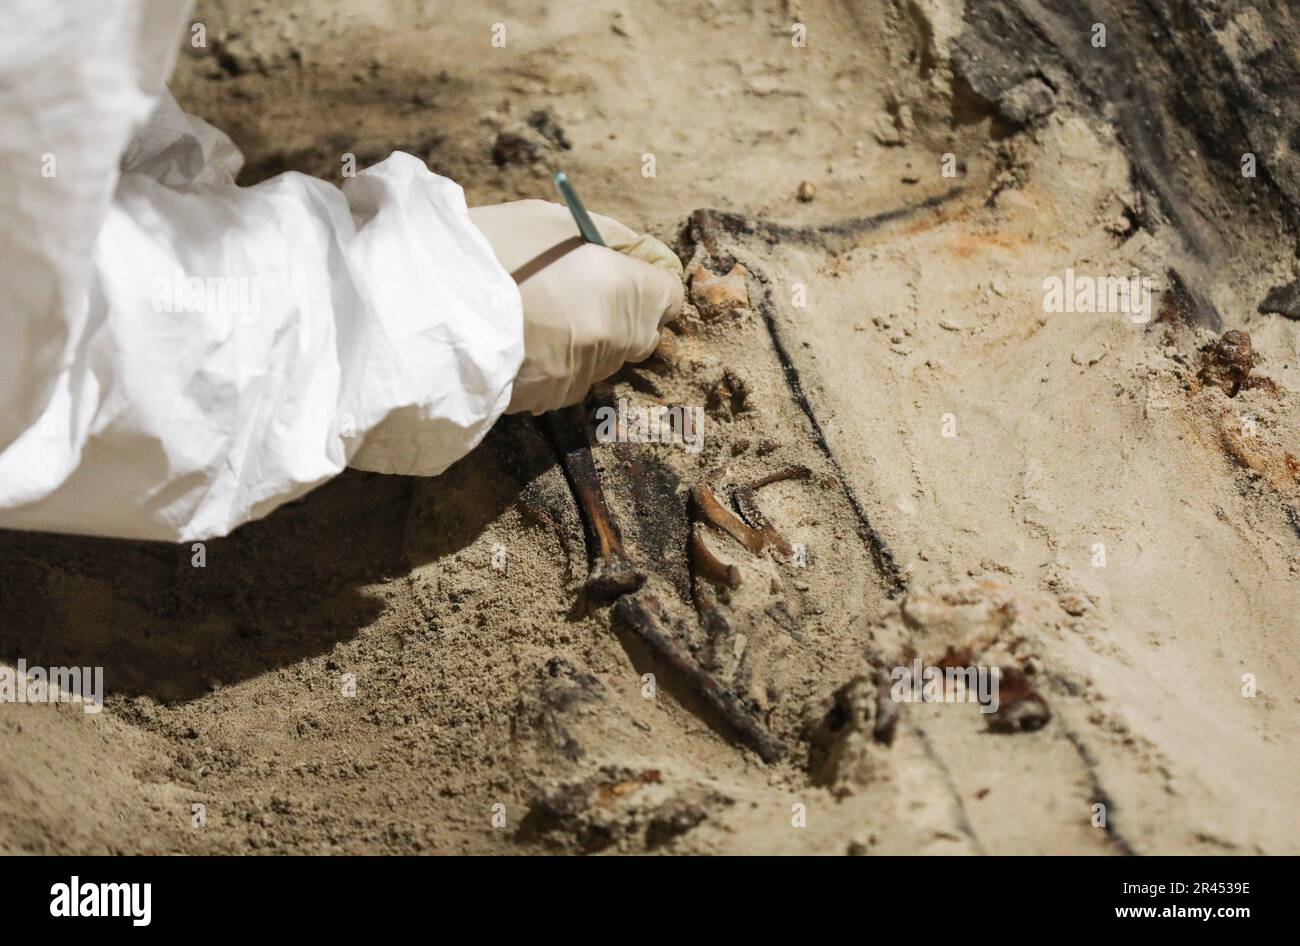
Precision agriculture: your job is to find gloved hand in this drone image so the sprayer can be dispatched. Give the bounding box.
[468,200,683,414]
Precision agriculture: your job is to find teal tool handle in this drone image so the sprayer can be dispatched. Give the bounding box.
[553,171,607,247]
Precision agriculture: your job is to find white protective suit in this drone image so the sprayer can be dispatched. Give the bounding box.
[0,2,524,542]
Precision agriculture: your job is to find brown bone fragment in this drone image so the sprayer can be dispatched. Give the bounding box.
[613,593,785,763]
[690,482,766,554]
[1198,330,1254,397]
[986,668,1051,733]
[689,523,742,591]
[541,404,644,602]
[733,465,811,557]
[687,259,750,318]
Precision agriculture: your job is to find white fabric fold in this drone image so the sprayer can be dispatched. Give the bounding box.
[0,1,523,541]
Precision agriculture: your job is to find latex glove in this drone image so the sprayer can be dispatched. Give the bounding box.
[468,199,683,414]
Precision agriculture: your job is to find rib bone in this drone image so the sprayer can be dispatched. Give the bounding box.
[733,465,811,558]
[690,466,811,559]
[690,482,766,554]
[689,523,742,591]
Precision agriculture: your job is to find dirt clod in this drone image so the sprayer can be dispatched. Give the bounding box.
[807,673,896,797]
[986,670,1051,734]
[1258,278,1300,319]
[704,368,751,420]
[1198,330,1254,397]
[491,130,540,167]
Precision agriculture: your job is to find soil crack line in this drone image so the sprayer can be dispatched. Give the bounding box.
[908,721,988,855]
[1060,721,1139,856]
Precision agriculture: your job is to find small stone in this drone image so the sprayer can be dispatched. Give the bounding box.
[1198,330,1253,396]
[1058,593,1090,617]
[1071,347,1107,367]
[796,180,816,202]
[996,77,1056,125]
[874,112,905,146]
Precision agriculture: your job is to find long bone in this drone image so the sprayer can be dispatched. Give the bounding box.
[540,404,644,602]
[613,592,785,763]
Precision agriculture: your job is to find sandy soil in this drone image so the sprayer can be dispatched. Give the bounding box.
[2,0,1298,854]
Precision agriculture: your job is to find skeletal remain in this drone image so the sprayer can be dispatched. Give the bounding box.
[613,592,785,763]
[535,410,782,759]
[689,523,742,591]
[689,523,740,615]
[689,466,811,560]
[540,404,644,602]
[688,467,811,611]
[675,466,818,756]
[687,259,750,318]
[690,482,765,554]
[733,465,811,558]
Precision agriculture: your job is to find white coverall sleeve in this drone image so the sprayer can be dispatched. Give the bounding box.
[0,2,524,542]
